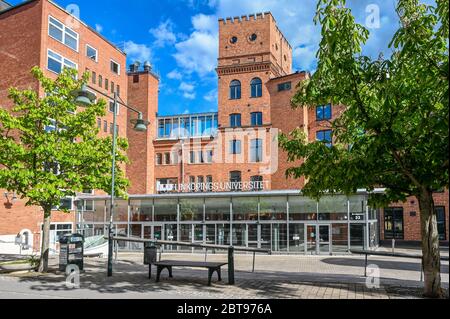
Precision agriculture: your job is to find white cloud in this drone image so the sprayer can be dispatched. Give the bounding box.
[123,41,152,63]
[95,24,103,33]
[173,14,218,77]
[167,69,183,80]
[149,20,177,47]
[204,89,217,102]
[179,82,196,100]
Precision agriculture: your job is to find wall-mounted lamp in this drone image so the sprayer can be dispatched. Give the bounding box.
[4,192,18,205]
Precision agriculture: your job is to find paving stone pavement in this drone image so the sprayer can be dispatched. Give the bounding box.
[0,252,448,299]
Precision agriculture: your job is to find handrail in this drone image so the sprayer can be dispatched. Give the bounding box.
[110,236,271,254]
[350,249,449,261]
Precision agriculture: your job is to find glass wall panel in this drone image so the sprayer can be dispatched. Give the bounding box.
[272,224,288,251]
[331,224,348,252]
[369,222,379,248]
[350,224,365,249]
[260,224,271,249]
[116,224,128,249]
[288,196,317,221]
[164,224,177,250]
[93,224,105,236]
[260,196,287,221]
[154,198,177,222]
[289,224,305,252]
[205,197,230,221]
[129,224,142,250]
[232,197,258,221]
[318,196,348,221]
[179,198,204,221]
[83,200,105,223]
[248,224,258,247]
[349,195,366,221]
[130,200,152,222]
[180,224,192,243]
[112,200,128,222]
[216,224,230,245]
[232,224,246,246]
[206,225,215,245]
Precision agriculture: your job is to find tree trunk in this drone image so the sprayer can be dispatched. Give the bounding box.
[418,189,443,298]
[38,208,51,273]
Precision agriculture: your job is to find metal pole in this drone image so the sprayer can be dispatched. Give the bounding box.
[228,246,235,285]
[107,92,118,277]
[252,251,256,273]
[364,253,368,277]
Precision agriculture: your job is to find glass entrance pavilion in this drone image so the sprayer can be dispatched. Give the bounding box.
[76,190,379,254]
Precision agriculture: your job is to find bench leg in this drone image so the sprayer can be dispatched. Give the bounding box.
[218,268,222,282]
[208,268,213,286]
[168,266,173,278]
[156,265,163,283]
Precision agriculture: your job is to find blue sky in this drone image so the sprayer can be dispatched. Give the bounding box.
[8,0,433,115]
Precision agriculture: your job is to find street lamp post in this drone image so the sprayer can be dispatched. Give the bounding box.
[73,84,149,277]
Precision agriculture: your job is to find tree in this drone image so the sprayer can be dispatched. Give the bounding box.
[0,67,129,272]
[279,0,448,298]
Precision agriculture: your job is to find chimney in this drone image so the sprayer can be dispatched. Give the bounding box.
[129,61,141,73]
[143,61,152,72]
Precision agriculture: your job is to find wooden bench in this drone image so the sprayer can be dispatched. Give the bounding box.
[150,260,228,286]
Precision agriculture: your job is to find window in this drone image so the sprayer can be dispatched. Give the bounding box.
[250,78,262,98]
[206,150,213,163]
[164,153,171,165]
[190,151,196,164]
[109,101,119,114]
[250,176,264,191]
[133,75,139,83]
[86,45,98,62]
[109,123,114,134]
[251,112,263,126]
[47,49,77,74]
[316,104,332,121]
[199,151,205,164]
[97,118,101,129]
[230,171,242,191]
[277,82,292,92]
[249,33,257,41]
[48,16,79,51]
[250,139,263,162]
[116,85,120,97]
[436,207,447,240]
[384,208,404,239]
[111,81,115,93]
[230,80,241,100]
[171,152,179,165]
[206,176,213,192]
[98,75,103,88]
[316,130,332,147]
[91,71,97,85]
[198,176,205,192]
[103,120,107,132]
[230,140,242,154]
[230,36,238,44]
[230,114,241,128]
[110,60,120,75]
[105,79,109,91]
[156,153,162,165]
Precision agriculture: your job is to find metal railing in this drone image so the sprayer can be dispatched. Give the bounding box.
[110,236,271,285]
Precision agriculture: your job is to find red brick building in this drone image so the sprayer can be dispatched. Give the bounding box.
[0,3,447,254]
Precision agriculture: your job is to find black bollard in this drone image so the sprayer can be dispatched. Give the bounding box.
[228,246,235,285]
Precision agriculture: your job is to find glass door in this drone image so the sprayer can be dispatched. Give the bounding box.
[247,224,258,248]
[318,225,331,254]
[306,225,317,254]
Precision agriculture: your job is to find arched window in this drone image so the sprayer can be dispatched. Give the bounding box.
[230,80,241,100]
[250,78,262,98]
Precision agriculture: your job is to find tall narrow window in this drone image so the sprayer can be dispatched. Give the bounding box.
[105,79,109,91]
[230,80,241,100]
[230,114,241,128]
[250,78,262,98]
[316,130,332,147]
[156,153,162,165]
[251,112,263,126]
[92,71,97,85]
[316,104,332,121]
[110,60,120,75]
[190,151,196,164]
[436,207,447,240]
[98,75,103,88]
[86,45,98,62]
[206,175,213,192]
[164,153,171,165]
[384,208,404,239]
[250,175,264,191]
[250,139,263,162]
[230,140,242,154]
[230,171,242,191]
